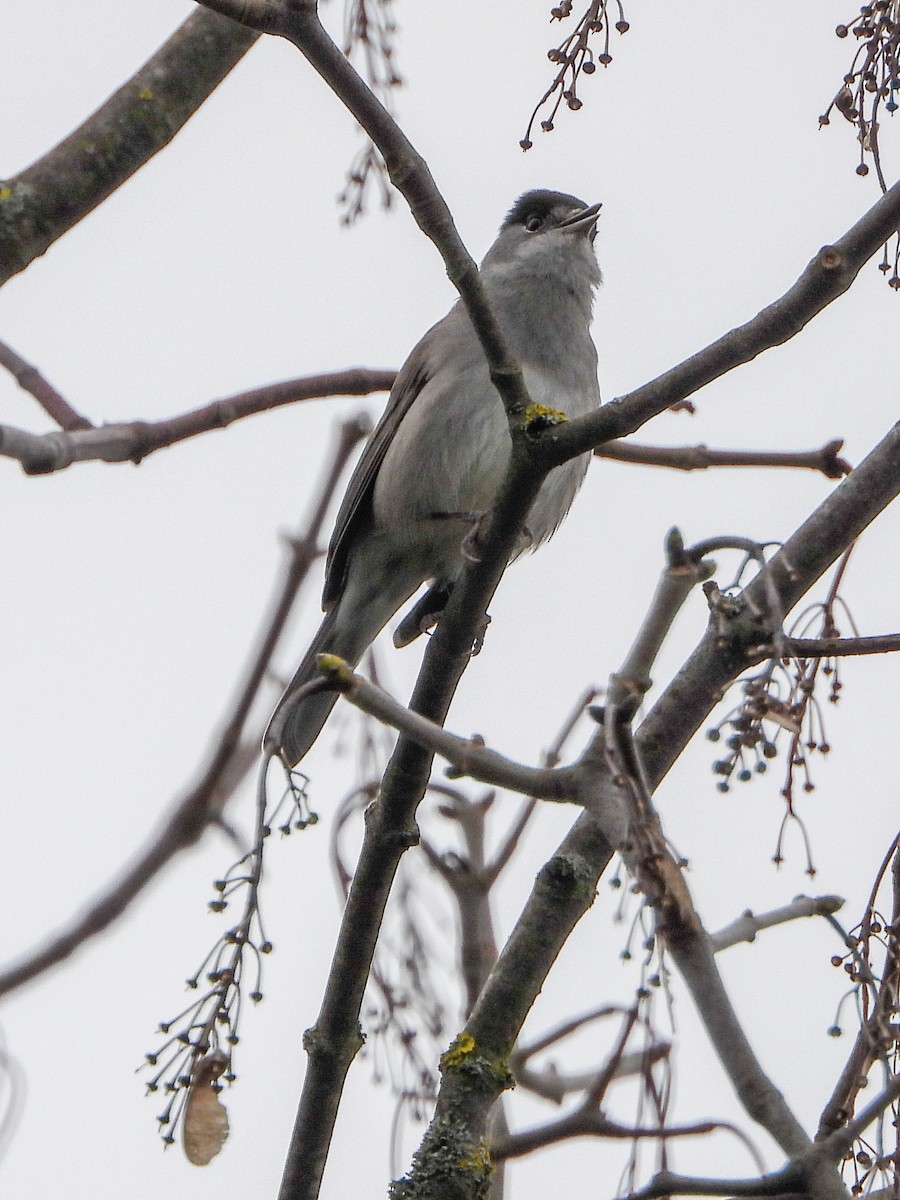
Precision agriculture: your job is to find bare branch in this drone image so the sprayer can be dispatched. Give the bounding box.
[595,437,851,479]
[709,895,846,953]
[612,529,716,709]
[492,1113,723,1162]
[0,417,368,997]
[515,1043,671,1105]
[315,658,575,802]
[0,338,91,430]
[600,607,816,1166]
[0,12,258,286]
[787,633,900,657]
[513,1005,629,1066]
[195,0,537,427]
[817,1075,900,1162]
[624,1166,804,1200]
[548,179,900,463]
[0,369,393,474]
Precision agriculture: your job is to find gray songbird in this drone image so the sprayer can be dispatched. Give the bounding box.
[266,189,602,766]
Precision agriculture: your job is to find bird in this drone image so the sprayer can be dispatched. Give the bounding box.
[265,189,602,766]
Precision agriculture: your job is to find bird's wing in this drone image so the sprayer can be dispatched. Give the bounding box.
[322,345,434,610]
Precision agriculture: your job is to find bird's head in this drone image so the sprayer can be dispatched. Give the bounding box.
[481,189,602,293]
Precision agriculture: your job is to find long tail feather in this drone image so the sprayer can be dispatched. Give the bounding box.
[264,608,353,766]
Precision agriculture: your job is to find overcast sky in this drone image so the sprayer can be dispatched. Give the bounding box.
[1,3,899,1198]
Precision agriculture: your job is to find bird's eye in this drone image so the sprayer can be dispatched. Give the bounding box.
[524,214,542,232]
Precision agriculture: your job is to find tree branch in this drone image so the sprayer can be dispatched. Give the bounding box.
[314,658,576,801]
[709,895,845,953]
[492,1114,724,1162]
[194,0,536,425]
[0,416,367,997]
[0,369,393,473]
[595,438,851,479]
[547,178,900,463]
[0,11,257,286]
[787,633,900,657]
[0,338,92,430]
[624,1167,805,1200]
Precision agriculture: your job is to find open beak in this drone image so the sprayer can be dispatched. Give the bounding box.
[557,201,602,238]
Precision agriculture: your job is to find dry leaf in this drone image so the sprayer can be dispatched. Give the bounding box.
[183,1050,230,1166]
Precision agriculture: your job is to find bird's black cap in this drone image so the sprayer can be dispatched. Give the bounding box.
[501,189,589,230]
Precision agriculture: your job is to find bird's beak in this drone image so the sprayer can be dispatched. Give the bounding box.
[557,201,602,238]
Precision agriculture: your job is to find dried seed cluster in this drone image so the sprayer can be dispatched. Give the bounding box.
[521,1,631,150]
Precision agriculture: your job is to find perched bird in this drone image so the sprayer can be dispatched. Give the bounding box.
[266,189,602,766]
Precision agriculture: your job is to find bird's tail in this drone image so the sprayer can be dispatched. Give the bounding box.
[264,605,366,767]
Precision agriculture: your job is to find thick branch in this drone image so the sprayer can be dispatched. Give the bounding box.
[547,179,900,463]
[0,11,257,285]
[401,419,900,1197]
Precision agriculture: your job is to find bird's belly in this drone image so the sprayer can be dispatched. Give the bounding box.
[372,361,591,563]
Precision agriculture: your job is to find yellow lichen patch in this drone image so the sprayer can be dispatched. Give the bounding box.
[457,1139,492,1174]
[440,1032,477,1070]
[523,402,570,441]
[524,402,568,427]
[0,187,11,200]
[315,653,353,682]
[138,87,154,101]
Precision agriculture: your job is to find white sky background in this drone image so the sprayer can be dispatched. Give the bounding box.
[1,2,898,1197]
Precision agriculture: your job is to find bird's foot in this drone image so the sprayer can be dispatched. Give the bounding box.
[394,582,453,647]
[428,509,487,562]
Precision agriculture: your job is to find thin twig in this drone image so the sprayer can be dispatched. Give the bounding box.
[0,338,92,429]
[787,633,900,657]
[0,416,367,998]
[709,895,845,952]
[316,658,575,801]
[0,369,393,474]
[547,180,900,464]
[515,1042,671,1105]
[492,1113,726,1162]
[595,438,851,479]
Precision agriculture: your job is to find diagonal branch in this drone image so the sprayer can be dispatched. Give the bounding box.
[0,338,92,430]
[0,416,367,998]
[312,658,575,801]
[194,0,535,424]
[0,11,257,287]
[548,177,900,463]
